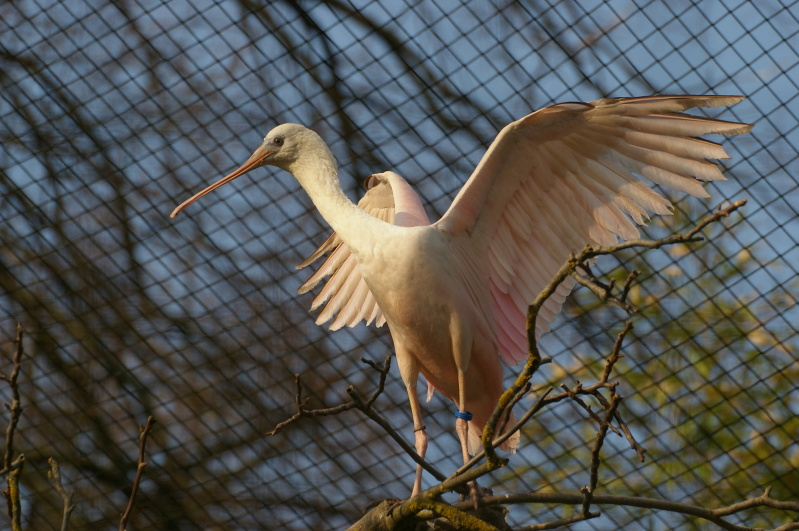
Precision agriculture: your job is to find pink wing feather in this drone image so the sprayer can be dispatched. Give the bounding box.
[297,171,431,330]
[436,95,752,365]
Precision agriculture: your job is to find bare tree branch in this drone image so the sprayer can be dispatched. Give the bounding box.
[572,263,639,314]
[483,200,747,468]
[468,489,799,531]
[269,354,448,483]
[2,323,25,531]
[119,416,156,531]
[586,392,623,505]
[518,510,598,531]
[268,355,393,436]
[47,457,76,531]
[346,386,448,484]
[1,324,24,475]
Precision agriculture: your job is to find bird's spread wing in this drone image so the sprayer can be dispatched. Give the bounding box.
[297,171,430,330]
[436,95,752,365]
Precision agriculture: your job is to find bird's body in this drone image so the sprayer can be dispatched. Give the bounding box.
[279,141,520,458]
[171,95,751,496]
[359,222,511,454]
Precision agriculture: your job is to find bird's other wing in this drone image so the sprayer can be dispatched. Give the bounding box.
[436,95,752,365]
[296,171,431,330]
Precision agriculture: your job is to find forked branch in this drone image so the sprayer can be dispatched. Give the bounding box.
[269,355,447,483]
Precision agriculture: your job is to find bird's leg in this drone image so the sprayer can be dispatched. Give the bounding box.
[450,314,481,507]
[397,352,427,498]
[405,378,428,498]
[456,368,482,507]
[455,372,471,466]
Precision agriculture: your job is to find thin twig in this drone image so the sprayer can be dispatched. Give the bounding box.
[602,321,632,382]
[560,382,621,436]
[572,262,636,314]
[585,322,647,461]
[2,323,25,531]
[620,269,640,303]
[119,416,156,531]
[360,355,392,409]
[269,355,392,436]
[2,324,24,474]
[47,458,76,531]
[519,510,599,530]
[586,392,623,501]
[500,381,531,436]
[347,386,447,483]
[267,373,349,436]
[579,200,747,259]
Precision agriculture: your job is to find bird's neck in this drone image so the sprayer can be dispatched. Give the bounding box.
[292,158,384,255]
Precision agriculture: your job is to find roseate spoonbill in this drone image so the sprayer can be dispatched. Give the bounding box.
[171,95,751,497]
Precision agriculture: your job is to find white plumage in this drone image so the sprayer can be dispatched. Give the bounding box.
[171,95,751,497]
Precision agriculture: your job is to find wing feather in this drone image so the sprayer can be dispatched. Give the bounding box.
[297,171,431,329]
[578,128,727,182]
[437,95,751,364]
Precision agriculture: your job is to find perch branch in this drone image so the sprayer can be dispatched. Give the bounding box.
[389,460,505,524]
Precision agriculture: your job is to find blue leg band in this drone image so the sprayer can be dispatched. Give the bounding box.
[454,410,473,421]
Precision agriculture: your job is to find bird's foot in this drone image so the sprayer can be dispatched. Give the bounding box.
[385,497,405,515]
[459,479,484,510]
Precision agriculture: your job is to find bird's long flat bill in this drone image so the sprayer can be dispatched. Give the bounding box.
[170,146,270,218]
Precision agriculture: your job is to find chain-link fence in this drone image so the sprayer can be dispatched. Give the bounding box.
[1,0,797,529]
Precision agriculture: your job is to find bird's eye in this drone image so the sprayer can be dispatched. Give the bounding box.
[273,137,284,146]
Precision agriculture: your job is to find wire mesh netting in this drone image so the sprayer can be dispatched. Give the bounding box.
[2,0,798,529]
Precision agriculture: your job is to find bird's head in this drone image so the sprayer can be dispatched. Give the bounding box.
[170,123,333,218]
